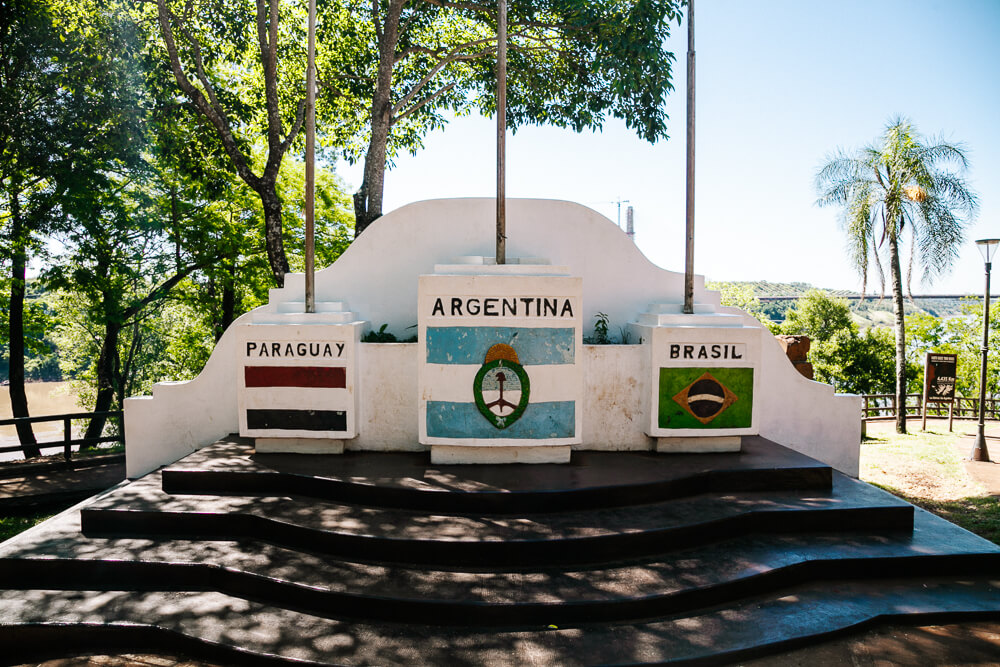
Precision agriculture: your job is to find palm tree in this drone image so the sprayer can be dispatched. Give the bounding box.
[816,116,978,434]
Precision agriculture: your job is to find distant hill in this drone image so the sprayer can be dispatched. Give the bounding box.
[709,280,978,323]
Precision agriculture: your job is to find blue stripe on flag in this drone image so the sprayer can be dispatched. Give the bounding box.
[426,401,575,439]
[426,327,575,365]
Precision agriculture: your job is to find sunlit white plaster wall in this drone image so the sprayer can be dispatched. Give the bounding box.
[353,342,421,451]
[275,198,712,336]
[124,198,859,477]
[124,332,239,478]
[717,306,863,476]
[580,345,652,450]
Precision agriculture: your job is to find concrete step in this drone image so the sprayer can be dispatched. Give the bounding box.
[79,472,912,567]
[157,436,833,513]
[2,575,1000,666]
[635,311,747,327]
[2,507,995,629]
[2,438,999,664]
[274,301,347,313]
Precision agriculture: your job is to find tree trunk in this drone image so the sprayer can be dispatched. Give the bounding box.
[354,110,391,236]
[353,2,402,237]
[259,182,290,287]
[7,193,41,459]
[888,236,908,434]
[83,320,120,447]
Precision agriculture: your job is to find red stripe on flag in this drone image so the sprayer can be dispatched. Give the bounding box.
[244,366,346,388]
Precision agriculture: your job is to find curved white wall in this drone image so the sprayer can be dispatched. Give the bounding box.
[125,198,860,478]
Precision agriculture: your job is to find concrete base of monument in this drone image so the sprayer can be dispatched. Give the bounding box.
[255,438,346,455]
[430,444,572,464]
[656,435,742,453]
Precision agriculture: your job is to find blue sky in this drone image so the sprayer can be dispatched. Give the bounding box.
[338,0,1000,295]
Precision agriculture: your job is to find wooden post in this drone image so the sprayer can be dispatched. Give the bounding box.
[496,0,507,265]
[921,384,929,431]
[948,400,955,432]
[304,0,317,313]
[63,417,72,462]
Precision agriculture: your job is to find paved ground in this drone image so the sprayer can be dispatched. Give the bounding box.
[4,423,1000,666]
[0,456,125,513]
[866,418,1000,497]
[10,621,1000,666]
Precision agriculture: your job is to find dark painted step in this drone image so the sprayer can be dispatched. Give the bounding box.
[80,475,912,567]
[159,436,832,513]
[4,514,998,627]
[2,575,999,666]
[2,488,981,629]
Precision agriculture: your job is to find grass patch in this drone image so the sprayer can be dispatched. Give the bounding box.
[78,443,125,457]
[860,420,999,545]
[910,496,1000,546]
[0,511,52,542]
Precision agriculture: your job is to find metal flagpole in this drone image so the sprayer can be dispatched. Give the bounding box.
[682,0,695,314]
[304,0,317,313]
[496,0,507,265]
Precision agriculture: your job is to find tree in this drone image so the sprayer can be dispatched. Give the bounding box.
[779,290,896,395]
[908,302,999,401]
[811,327,896,396]
[780,289,855,342]
[705,280,774,330]
[816,117,978,433]
[141,0,311,287]
[1,0,143,457]
[337,0,685,235]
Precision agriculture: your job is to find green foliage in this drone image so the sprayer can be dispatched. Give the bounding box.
[593,312,611,345]
[583,312,634,344]
[816,116,978,296]
[811,326,897,395]
[346,0,686,231]
[907,298,1000,399]
[0,280,63,381]
[781,290,897,394]
[0,512,52,543]
[361,324,416,343]
[706,281,774,330]
[816,117,979,428]
[362,324,398,343]
[779,289,855,341]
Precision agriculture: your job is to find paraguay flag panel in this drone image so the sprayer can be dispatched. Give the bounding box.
[237,324,359,439]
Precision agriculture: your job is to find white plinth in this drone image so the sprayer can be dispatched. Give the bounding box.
[255,438,346,455]
[431,444,571,464]
[656,436,742,453]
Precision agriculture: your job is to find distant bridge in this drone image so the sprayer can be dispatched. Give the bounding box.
[756,294,992,302]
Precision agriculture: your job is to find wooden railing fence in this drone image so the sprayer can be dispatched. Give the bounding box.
[862,395,1000,422]
[0,411,123,462]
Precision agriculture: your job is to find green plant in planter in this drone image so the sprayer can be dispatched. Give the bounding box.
[362,324,417,343]
[362,324,398,343]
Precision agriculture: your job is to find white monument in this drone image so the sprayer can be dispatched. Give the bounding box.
[124,198,861,478]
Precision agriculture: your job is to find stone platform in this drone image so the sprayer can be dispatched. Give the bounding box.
[1,437,999,665]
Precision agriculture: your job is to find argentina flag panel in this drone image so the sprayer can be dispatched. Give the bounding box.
[236,324,360,439]
[418,268,583,447]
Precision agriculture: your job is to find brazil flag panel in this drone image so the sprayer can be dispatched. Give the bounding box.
[658,367,754,429]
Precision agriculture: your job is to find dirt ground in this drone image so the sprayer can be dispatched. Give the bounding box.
[863,418,1000,500]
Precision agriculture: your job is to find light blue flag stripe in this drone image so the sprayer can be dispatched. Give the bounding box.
[426,327,575,365]
[426,401,575,439]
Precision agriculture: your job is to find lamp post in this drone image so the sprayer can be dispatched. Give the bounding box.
[970,238,999,462]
